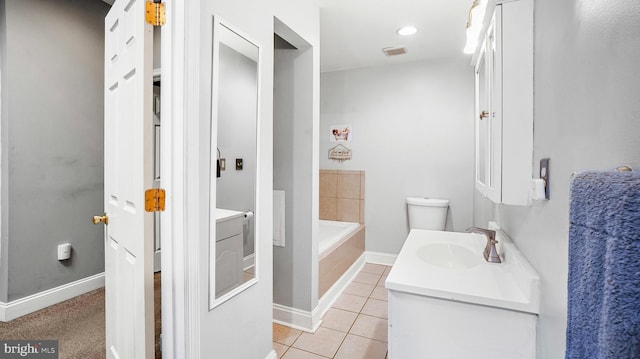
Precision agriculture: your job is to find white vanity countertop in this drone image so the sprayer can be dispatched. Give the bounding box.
[215,208,245,222]
[386,227,540,314]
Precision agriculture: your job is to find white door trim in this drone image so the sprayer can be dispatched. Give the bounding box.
[159,0,202,357]
[159,0,178,357]
[184,0,202,356]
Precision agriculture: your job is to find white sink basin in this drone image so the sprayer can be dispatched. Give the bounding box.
[386,225,540,314]
[417,243,481,269]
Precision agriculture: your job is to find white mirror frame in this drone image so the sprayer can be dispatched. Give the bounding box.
[209,15,261,310]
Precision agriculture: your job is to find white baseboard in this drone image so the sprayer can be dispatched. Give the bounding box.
[273,303,320,333]
[272,252,396,333]
[243,253,255,270]
[272,254,366,333]
[365,251,397,266]
[0,272,105,322]
[265,349,277,359]
[315,254,365,323]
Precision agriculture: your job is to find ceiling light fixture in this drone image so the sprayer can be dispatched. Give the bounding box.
[463,0,487,54]
[397,26,417,36]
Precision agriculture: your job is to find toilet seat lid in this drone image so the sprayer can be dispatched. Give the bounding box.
[406,197,449,207]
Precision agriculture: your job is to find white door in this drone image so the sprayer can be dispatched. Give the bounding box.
[103,0,154,357]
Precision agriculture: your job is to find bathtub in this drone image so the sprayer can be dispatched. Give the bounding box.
[319,220,361,259]
[318,220,365,298]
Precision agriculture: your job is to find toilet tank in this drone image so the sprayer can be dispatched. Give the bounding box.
[406,197,449,230]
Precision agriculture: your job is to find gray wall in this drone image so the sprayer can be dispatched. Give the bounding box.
[473,0,640,357]
[320,58,475,254]
[0,0,108,301]
[153,27,161,71]
[0,0,7,303]
[273,44,316,311]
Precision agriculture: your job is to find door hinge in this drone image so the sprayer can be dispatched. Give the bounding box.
[145,1,166,27]
[145,188,166,212]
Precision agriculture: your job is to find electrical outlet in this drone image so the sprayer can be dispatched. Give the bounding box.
[236,158,243,170]
[58,243,72,261]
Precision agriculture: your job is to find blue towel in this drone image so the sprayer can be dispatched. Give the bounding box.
[566,170,640,359]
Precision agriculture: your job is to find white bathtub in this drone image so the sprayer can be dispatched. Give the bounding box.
[318,220,361,259]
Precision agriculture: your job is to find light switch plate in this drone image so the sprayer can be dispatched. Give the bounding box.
[540,158,550,200]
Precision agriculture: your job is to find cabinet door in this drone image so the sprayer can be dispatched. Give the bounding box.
[215,233,244,298]
[487,9,502,203]
[475,44,489,192]
[474,9,502,203]
[474,2,533,206]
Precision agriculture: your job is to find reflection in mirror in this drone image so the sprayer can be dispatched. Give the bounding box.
[476,48,487,185]
[210,20,259,308]
[488,28,497,188]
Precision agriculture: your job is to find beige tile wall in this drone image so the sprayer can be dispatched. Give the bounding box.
[320,170,365,223]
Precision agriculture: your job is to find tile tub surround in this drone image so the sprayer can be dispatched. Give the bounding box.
[320,170,365,223]
[273,264,391,359]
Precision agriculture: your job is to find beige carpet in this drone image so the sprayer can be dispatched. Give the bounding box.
[0,273,162,359]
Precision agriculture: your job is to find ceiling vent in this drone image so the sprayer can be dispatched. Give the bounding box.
[383,46,407,56]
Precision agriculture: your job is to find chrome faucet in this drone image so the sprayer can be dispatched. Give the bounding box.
[466,227,502,263]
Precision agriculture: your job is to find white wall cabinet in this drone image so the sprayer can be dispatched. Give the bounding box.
[474,0,534,206]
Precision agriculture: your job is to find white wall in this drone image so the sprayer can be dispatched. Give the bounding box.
[195,0,319,357]
[273,43,316,312]
[473,1,640,358]
[320,58,474,254]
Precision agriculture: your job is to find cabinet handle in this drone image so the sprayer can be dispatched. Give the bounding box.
[479,111,489,120]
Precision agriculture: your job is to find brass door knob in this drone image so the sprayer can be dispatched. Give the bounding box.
[92,213,109,225]
[479,111,489,120]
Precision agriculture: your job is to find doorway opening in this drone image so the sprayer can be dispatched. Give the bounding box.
[0,1,165,358]
[272,17,318,329]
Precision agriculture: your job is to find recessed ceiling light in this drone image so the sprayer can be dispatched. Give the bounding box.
[397,26,417,36]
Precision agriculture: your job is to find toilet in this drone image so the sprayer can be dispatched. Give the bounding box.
[406,197,449,230]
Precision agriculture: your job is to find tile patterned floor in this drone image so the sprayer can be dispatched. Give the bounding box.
[273,263,391,359]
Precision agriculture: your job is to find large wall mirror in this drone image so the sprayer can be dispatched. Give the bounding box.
[210,17,259,309]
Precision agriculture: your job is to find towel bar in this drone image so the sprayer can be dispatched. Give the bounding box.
[615,165,633,172]
[571,165,633,178]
